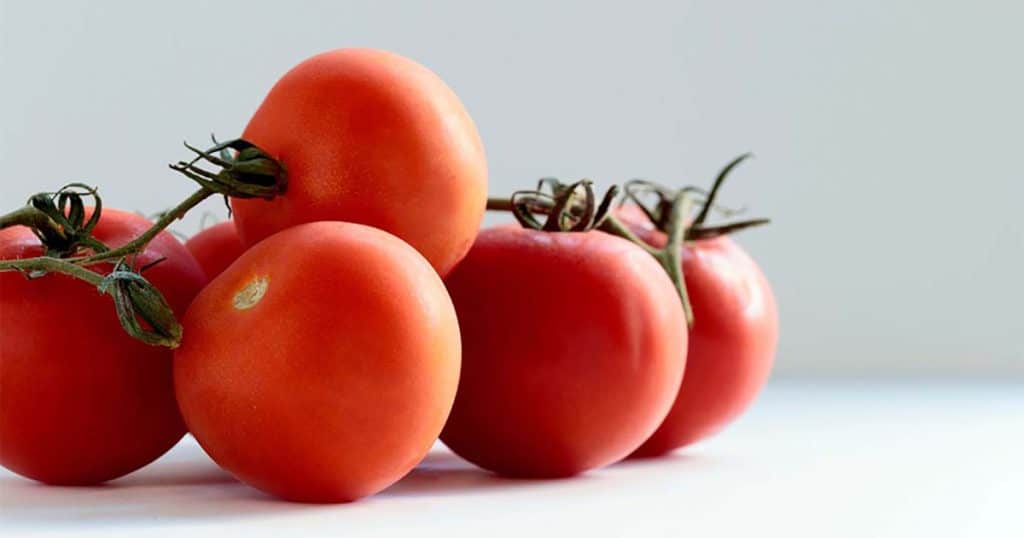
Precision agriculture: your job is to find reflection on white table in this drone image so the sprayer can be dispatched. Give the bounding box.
[2,380,1021,537]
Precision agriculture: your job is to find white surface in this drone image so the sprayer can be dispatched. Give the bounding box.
[2,381,1021,537]
[2,1,1022,379]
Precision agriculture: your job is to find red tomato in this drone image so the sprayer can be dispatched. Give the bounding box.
[617,207,778,456]
[231,48,488,276]
[174,222,461,502]
[440,226,687,477]
[0,208,206,485]
[185,221,246,279]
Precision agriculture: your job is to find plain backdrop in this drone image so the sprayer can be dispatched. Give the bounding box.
[1,0,1020,379]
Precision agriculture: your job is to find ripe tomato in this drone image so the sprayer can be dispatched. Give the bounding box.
[184,221,245,279]
[0,208,206,485]
[440,226,687,477]
[174,221,461,502]
[231,48,488,276]
[617,207,778,456]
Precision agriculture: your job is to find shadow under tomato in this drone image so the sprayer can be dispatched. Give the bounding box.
[112,457,238,487]
[385,448,615,498]
[0,444,321,527]
[1,441,671,530]
[385,450,535,498]
[612,449,719,469]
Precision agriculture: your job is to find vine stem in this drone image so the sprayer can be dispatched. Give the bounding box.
[68,188,210,264]
[7,257,105,286]
[0,188,212,274]
[596,193,694,325]
[0,206,66,240]
[487,196,590,220]
[486,197,515,212]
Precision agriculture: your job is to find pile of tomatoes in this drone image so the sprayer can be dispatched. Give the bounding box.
[0,49,777,503]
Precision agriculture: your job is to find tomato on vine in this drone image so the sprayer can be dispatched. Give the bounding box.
[0,204,206,485]
[614,156,778,456]
[480,159,777,459]
[440,183,688,477]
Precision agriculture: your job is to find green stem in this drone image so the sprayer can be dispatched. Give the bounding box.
[486,196,515,212]
[595,213,659,256]
[692,152,751,227]
[0,206,64,236]
[4,256,105,285]
[487,195,593,218]
[68,188,211,265]
[687,217,771,241]
[657,191,694,324]
[599,192,693,325]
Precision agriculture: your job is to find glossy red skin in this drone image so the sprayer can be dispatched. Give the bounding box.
[0,208,206,485]
[617,207,779,457]
[440,226,688,477]
[231,48,488,276]
[174,222,461,502]
[185,221,246,280]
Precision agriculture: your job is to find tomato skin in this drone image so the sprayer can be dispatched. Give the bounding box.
[184,221,246,280]
[440,226,687,477]
[231,48,488,276]
[174,222,461,502]
[617,207,779,457]
[0,208,206,485]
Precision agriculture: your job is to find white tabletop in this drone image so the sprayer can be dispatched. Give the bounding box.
[2,380,1021,538]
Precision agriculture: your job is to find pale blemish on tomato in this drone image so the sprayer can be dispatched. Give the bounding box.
[233,276,269,310]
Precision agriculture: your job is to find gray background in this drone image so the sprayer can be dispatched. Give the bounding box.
[1,1,1020,378]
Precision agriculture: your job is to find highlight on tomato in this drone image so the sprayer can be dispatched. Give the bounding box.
[230,48,488,276]
[173,221,461,502]
[0,205,206,485]
[185,220,246,280]
[440,183,688,477]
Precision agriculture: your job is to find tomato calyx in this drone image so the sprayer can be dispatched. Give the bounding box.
[0,184,110,259]
[624,153,771,242]
[169,137,287,202]
[98,260,184,348]
[504,179,619,232]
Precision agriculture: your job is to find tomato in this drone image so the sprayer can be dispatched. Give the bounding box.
[184,221,246,279]
[231,48,488,276]
[0,208,206,485]
[440,226,687,477]
[173,221,461,502]
[617,206,778,456]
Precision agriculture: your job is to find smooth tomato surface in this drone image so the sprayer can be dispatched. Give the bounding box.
[440,226,687,477]
[185,221,246,279]
[0,208,206,485]
[618,207,778,456]
[231,48,488,276]
[174,222,461,502]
